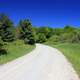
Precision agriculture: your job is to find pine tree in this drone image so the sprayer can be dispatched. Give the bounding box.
[0,14,14,42]
[18,19,35,44]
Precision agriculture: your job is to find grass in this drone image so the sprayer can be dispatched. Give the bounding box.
[45,42,80,76]
[0,40,35,64]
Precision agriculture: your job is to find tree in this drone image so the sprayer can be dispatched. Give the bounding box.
[60,33,73,42]
[18,19,35,45]
[0,14,14,42]
[71,31,80,43]
[36,27,53,39]
[54,28,64,35]
[36,33,47,43]
[64,25,75,33]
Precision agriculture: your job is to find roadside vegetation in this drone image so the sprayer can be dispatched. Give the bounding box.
[0,40,34,64]
[45,42,80,76]
[0,14,36,64]
[0,13,80,76]
[45,27,80,76]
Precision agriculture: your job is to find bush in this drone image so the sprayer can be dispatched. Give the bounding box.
[50,35,60,42]
[24,37,35,45]
[36,33,47,43]
[0,38,7,56]
[59,32,80,43]
[59,33,73,43]
[24,38,29,44]
[0,49,7,56]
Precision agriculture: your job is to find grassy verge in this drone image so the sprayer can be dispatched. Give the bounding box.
[0,40,35,64]
[45,42,80,76]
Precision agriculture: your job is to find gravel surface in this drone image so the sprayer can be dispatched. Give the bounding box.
[0,44,79,80]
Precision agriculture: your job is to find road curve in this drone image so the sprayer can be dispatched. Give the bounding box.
[0,44,79,80]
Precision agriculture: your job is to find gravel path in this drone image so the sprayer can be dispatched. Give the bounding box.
[0,44,79,80]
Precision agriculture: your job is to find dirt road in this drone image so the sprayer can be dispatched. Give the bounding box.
[0,44,79,80]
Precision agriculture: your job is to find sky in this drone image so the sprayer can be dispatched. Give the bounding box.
[0,0,80,28]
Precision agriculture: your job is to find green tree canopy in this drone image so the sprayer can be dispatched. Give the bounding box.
[18,19,35,44]
[0,14,14,42]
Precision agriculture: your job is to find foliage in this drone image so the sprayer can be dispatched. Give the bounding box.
[36,33,47,43]
[64,25,75,33]
[0,40,35,64]
[0,13,80,66]
[47,26,80,43]
[0,13,80,45]
[0,37,7,56]
[0,14,14,42]
[49,35,60,42]
[45,43,80,76]
[0,37,3,50]
[54,28,64,35]
[18,19,35,45]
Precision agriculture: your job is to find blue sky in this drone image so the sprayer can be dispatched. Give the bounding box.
[0,0,80,28]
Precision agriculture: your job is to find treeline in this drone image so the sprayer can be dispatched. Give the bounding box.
[0,14,53,45]
[0,13,80,55]
[48,26,80,43]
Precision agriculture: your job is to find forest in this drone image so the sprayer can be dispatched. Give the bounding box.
[0,13,80,55]
[0,13,80,65]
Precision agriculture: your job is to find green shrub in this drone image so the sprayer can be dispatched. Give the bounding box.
[36,33,47,43]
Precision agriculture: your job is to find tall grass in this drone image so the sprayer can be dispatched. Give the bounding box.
[0,40,35,64]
